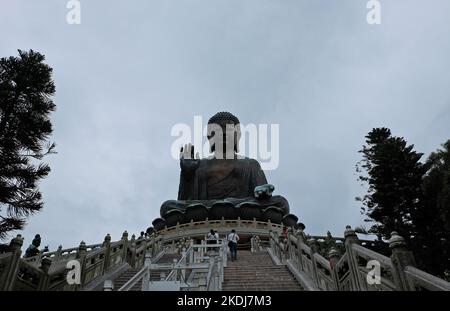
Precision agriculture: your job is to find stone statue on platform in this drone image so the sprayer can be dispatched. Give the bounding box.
[152,112,297,231]
[24,234,41,258]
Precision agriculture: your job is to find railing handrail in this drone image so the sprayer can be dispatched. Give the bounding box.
[117,266,148,291]
[404,265,450,291]
[165,245,193,282]
[206,258,216,290]
[352,243,393,269]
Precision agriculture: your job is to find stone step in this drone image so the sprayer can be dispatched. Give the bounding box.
[222,251,302,291]
[223,282,300,287]
[225,267,284,273]
[224,277,299,281]
[222,287,301,291]
[224,273,292,276]
[222,284,301,288]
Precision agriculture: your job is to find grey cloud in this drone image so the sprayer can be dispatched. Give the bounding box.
[1,0,449,248]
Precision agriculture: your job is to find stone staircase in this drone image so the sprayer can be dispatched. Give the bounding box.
[222,250,303,291]
[113,253,181,291]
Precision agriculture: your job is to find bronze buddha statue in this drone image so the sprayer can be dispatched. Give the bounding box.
[152,112,296,231]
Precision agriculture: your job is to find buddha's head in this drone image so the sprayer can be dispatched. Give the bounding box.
[207,111,241,159]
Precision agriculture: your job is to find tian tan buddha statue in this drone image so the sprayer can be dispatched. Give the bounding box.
[151,112,298,231]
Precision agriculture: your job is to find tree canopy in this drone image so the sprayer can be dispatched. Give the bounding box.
[357,128,450,278]
[0,49,56,239]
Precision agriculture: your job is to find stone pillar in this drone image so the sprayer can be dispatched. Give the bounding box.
[103,279,114,291]
[144,252,152,267]
[76,240,87,287]
[129,234,137,268]
[389,231,416,291]
[307,237,320,287]
[267,219,272,230]
[121,231,128,263]
[285,232,291,259]
[295,230,305,272]
[55,245,63,261]
[250,236,255,253]
[102,234,111,274]
[37,257,52,290]
[0,234,24,291]
[344,225,365,290]
[181,248,186,281]
[328,247,341,290]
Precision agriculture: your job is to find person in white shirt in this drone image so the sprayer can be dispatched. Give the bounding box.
[206,229,219,255]
[227,229,240,261]
[207,229,219,243]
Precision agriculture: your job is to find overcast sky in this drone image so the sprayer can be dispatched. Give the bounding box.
[1,0,449,249]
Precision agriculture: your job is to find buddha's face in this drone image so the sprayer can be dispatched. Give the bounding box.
[207,122,241,159]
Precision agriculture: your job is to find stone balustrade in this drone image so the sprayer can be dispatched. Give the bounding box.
[2,222,449,291]
[0,231,164,291]
[267,226,450,291]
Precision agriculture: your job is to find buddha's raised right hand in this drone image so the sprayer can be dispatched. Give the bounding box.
[180,143,200,160]
[180,143,200,173]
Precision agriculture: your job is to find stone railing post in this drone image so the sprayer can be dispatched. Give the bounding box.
[250,236,255,253]
[54,245,63,261]
[76,241,87,287]
[37,257,52,290]
[150,234,156,257]
[121,231,129,263]
[389,231,416,291]
[217,254,223,289]
[268,230,273,251]
[141,237,150,267]
[144,252,152,267]
[295,230,305,272]
[255,236,261,252]
[0,234,24,291]
[129,234,137,268]
[181,248,186,281]
[103,279,114,291]
[171,240,175,253]
[344,225,365,290]
[287,231,296,260]
[307,237,320,287]
[102,234,111,274]
[267,219,272,230]
[328,247,341,290]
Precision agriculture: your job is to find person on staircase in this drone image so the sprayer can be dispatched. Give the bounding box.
[207,229,219,243]
[206,229,219,254]
[227,229,240,261]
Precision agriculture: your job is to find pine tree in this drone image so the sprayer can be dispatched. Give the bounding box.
[0,49,56,239]
[420,140,450,278]
[356,128,426,242]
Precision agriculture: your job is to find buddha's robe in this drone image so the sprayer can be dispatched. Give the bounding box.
[179,158,266,200]
[160,157,289,217]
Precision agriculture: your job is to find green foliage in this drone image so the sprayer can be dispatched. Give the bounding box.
[0,50,56,239]
[357,128,450,278]
[420,140,450,278]
[356,128,426,241]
